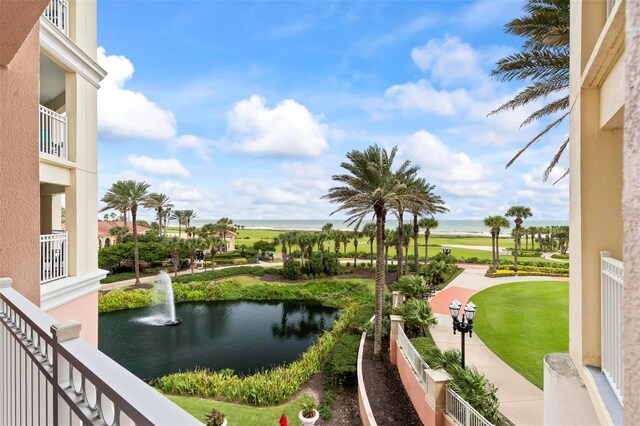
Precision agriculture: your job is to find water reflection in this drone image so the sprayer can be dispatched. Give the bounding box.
[99,301,339,380]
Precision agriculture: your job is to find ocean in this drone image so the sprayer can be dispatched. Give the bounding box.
[191,219,569,236]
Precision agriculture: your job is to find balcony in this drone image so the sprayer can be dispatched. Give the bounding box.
[43,0,69,36]
[40,232,67,284]
[0,278,199,425]
[601,251,624,405]
[39,105,67,161]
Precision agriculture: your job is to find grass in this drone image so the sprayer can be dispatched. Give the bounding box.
[470,281,569,389]
[167,393,313,425]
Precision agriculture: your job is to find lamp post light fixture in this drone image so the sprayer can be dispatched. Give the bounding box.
[449,299,477,368]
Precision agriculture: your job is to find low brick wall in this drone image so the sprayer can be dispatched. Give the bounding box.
[396,344,443,426]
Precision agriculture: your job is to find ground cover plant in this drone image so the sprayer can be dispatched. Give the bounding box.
[470,281,569,388]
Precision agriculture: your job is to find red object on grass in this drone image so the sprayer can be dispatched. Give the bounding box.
[279,414,288,426]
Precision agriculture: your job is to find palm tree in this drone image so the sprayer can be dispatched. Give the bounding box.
[323,144,418,357]
[171,210,186,238]
[108,226,129,244]
[362,222,377,267]
[483,215,511,268]
[207,236,224,270]
[321,223,333,251]
[352,230,361,266]
[505,206,533,272]
[102,180,150,285]
[407,179,447,271]
[183,209,197,228]
[144,193,173,236]
[490,0,570,180]
[215,218,234,252]
[418,217,439,265]
[100,187,130,227]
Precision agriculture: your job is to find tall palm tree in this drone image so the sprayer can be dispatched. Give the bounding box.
[183,209,197,228]
[505,206,533,272]
[351,230,361,265]
[418,217,439,265]
[490,0,570,180]
[207,235,224,270]
[321,223,333,252]
[362,222,376,266]
[323,145,418,357]
[100,187,130,227]
[144,193,173,236]
[171,210,186,238]
[407,179,448,271]
[102,180,150,285]
[276,233,289,262]
[215,218,234,252]
[483,215,511,268]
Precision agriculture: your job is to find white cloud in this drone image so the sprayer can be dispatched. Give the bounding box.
[170,135,212,160]
[225,95,329,157]
[383,80,472,116]
[97,48,176,140]
[411,36,482,85]
[127,154,191,178]
[161,181,207,203]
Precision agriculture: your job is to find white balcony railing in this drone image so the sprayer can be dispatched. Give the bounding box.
[446,388,493,426]
[43,0,69,35]
[39,105,68,160]
[397,325,431,385]
[601,251,624,405]
[40,232,68,284]
[0,278,200,425]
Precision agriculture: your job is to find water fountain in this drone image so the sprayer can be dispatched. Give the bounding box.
[157,271,182,326]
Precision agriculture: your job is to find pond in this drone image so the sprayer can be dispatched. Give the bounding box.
[98,300,340,380]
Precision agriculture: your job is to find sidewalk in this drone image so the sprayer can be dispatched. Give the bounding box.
[429,268,568,426]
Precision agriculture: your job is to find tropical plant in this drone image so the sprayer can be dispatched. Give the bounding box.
[215,217,234,252]
[400,298,438,337]
[108,226,129,244]
[490,0,570,180]
[418,217,439,265]
[351,230,361,266]
[183,209,197,228]
[323,145,419,357]
[483,215,511,268]
[101,180,150,285]
[144,193,173,236]
[100,190,130,227]
[505,206,533,272]
[300,401,318,418]
[171,210,186,238]
[393,275,428,299]
[204,409,226,426]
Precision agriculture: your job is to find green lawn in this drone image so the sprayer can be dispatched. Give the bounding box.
[167,393,313,425]
[470,281,569,388]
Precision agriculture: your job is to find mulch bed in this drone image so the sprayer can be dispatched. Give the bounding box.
[361,337,423,425]
[123,283,154,291]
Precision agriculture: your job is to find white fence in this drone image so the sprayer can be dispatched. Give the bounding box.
[601,251,624,404]
[396,326,431,385]
[43,0,69,35]
[0,279,200,425]
[446,388,493,426]
[39,105,68,160]
[40,233,68,284]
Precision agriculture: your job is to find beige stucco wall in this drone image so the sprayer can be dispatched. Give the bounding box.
[47,290,98,346]
[0,21,42,305]
[623,0,640,422]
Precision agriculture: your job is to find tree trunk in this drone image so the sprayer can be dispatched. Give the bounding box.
[424,230,430,265]
[413,214,419,273]
[374,207,386,357]
[122,209,128,227]
[397,212,404,278]
[369,240,374,266]
[132,206,141,285]
[282,244,287,263]
[354,240,358,266]
[495,230,500,268]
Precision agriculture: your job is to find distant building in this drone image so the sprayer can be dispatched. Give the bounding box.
[98,221,150,248]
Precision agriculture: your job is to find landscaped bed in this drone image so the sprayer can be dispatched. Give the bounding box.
[469,281,569,388]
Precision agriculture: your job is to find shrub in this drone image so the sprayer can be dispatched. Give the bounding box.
[323,253,339,276]
[392,275,428,299]
[551,253,569,260]
[325,333,360,386]
[172,266,265,284]
[283,259,302,280]
[431,252,458,264]
[204,409,226,426]
[364,317,390,338]
[232,258,248,265]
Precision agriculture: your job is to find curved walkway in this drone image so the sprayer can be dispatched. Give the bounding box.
[429,268,567,426]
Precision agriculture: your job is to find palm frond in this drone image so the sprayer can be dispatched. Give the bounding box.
[506,112,568,168]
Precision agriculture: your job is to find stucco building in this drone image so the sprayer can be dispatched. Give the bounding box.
[543,0,639,425]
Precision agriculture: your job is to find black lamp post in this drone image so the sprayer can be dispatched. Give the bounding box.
[449,299,477,369]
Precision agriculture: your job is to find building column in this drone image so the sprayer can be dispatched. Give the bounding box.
[624,0,640,421]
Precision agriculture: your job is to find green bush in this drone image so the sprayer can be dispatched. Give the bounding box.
[283,259,302,280]
[551,253,569,260]
[325,333,360,386]
[232,258,248,265]
[172,266,265,284]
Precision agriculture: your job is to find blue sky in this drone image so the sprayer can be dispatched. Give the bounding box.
[96,0,569,222]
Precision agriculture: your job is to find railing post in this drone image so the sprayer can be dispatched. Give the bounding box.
[0,278,10,424]
[392,291,404,308]
[51,321,81,426]
[389,315,404,365]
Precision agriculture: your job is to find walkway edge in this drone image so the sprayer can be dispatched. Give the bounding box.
[357,317,377,426]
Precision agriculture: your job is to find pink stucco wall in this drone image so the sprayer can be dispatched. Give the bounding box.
[47,291,99,347]
[624,0,640,422]
[396,346,441,426]
[0,17,42,306]
[358,389,373,426]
